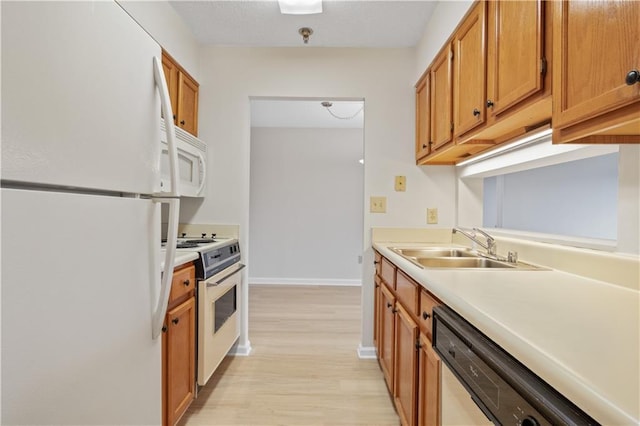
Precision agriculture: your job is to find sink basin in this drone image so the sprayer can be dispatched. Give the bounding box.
[391,247,477,258]
[414,257,516,269]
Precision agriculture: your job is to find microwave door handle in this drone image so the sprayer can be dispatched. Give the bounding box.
[153,56,179,197]
[196,152,206,196]
[151,197,180,339]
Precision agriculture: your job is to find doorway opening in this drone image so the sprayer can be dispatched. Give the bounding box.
[248,97,365,286]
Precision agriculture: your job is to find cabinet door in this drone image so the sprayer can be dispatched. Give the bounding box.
[453,1,487,137]
[374,275,381,351]
[161,53,179,124]
[553,0,640,129]
[178,73,199,136]
[418,334,440,426]
[379,284,396,393]
[416,72,431,160]
[394,304,419,426]
[166,297,195,426]
[430,44,453,150]
[487,0,544,117]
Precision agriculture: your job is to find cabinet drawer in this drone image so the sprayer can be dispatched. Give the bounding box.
[380,257,396,289]
[169,264,196,304]
[396,270,419,317]
[419,289,440,342]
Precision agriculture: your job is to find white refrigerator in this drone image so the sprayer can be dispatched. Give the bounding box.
[1,2,181,424]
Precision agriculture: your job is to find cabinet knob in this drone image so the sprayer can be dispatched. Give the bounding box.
[374,260,380,265]
[422,311,430,320]
[162,325,167,333]
[626,69,640,85]
[392,308,397,313]
[183,279,190,287]
[486,100,494,108]
[422,144,428,149]
[171,318,180,325]
[180,120,186,125]
[387,302,392,308]
[473,108,481,117]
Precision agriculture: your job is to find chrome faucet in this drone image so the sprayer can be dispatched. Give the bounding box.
[452,227,499,258]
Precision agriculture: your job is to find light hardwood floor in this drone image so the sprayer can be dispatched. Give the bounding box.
[179,285,399,426]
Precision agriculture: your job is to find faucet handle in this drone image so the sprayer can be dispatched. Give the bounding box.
[507,251,518,263]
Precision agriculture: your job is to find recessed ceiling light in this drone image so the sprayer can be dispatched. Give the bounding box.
[278,0,322,15]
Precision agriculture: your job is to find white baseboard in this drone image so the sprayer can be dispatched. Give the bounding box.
[228,341,252,356]
[357,345,377,359]
[249,277,362,286]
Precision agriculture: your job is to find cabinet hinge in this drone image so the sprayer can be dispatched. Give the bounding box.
[540,58,547,76]
[450,122,454,133]
[415,338,421,350]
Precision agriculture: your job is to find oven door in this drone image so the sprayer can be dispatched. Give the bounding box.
[160,119,206,198]
[197,263,244,386]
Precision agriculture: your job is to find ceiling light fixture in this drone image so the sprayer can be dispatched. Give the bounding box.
[321,101,364,120]
[279,0,322,15]
[299,27,313,44]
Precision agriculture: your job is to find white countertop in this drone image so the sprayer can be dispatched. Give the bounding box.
[160,249,199,270]
[374,242,639,425]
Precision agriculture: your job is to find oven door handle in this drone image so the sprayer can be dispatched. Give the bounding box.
[207,264,245,287]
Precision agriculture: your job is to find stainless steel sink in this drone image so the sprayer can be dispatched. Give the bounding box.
[415,257,516,269]
[390,247,477,258]
[389,246,545,270]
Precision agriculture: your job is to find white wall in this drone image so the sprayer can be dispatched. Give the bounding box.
[618,145,640,254]
[414,0,473,81]
[177,46,457,351]
[117,0,201,79]
[249,127,363,285]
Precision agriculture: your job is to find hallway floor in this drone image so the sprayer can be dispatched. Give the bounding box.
[179,285,399,426]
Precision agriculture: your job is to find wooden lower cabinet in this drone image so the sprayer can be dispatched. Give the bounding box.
[394,304,419,426]
[374,253,443,426]
[379,283,396,392]
[418,333,441,426]
[163,263,196,426]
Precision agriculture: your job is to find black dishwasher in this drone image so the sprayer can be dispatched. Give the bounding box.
[433,305,600,426]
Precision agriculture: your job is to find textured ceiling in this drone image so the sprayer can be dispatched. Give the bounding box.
[169,0,438,48]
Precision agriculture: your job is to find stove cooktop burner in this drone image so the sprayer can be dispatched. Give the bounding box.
[185,238,217,244]
[176,242,200,249]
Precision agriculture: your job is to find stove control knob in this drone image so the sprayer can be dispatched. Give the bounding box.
[521,416,539,426]
[211,233,217,239]
[181,233,186,238]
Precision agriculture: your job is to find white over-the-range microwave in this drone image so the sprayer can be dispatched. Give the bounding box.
[160,118,207,197]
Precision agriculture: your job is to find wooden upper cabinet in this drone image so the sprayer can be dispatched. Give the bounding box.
[487,0,544,117]
[415,72,431,160]
[178,72,199,136]
[162,50,200,137]
[552,0,640,143]
[430,44,454,150]
[161,54,179,123]
[453,1,487,138]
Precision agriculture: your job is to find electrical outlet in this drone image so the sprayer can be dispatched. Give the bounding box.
[427,208,438,224]
[394,176,406,192]
[370,196,387,213]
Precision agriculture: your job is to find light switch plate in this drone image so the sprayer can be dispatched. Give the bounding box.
[370,196,387,213]
[394,176,406,192]
[427,208,438,224]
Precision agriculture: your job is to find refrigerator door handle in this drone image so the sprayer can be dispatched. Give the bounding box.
[151,197,180,339]
[153,56,179,197]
